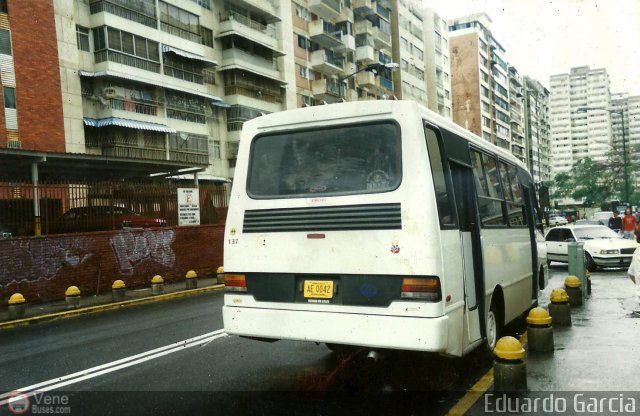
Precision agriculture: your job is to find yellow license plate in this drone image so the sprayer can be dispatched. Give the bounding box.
[303,280,334,299]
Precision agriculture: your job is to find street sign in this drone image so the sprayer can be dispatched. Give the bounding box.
[178,188,200,226]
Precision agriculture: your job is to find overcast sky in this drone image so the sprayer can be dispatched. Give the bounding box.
[423,0,640,96]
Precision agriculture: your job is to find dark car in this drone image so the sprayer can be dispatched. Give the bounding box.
[53,206,166,233]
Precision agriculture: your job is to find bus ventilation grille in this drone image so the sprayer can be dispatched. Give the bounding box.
[242,203,402,233]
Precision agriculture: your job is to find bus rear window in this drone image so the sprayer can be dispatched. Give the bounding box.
[247,122,401,198]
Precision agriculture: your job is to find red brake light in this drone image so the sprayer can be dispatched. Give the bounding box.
[224,274,247,292]
[401,277,440,301]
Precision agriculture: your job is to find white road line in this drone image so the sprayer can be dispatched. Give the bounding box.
[1,329,227,405]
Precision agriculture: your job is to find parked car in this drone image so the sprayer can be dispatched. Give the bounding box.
[592,211,614,223]
[53,206,166,233]
[548,216,568,226]
[545,224,639,271]
[575,219,606,226]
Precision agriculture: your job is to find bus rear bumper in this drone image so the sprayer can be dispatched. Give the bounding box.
[223,305,449,352]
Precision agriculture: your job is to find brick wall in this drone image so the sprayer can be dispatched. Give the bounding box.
[0,225,224,303]
[7,0,65,151]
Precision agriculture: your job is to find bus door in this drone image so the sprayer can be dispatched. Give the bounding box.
[449,161,483,344]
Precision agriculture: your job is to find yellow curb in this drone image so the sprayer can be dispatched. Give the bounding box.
[0,284,225,331]
[446,332,528,416]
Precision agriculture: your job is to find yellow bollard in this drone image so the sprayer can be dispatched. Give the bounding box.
[216,266,224,284]
[564,275,582,307]
[112,280,126,302]
[65,286,81,309]
[151,275,164,295]
[185,270,198,290]
[493,336,527,393]
[548,288,571,326]
[8,293,26,319]
[526,307,554,353]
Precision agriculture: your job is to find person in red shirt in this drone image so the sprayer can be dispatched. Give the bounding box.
[622,208,637,240]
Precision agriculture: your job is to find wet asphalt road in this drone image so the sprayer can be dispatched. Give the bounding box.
[3,265,629,415]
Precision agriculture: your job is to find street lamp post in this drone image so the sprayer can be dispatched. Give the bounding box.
[577,106,629,203]
[338,62,399,99]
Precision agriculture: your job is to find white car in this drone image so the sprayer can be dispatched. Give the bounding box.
[548,216,568,226]
[545,224,638,271]
[536,229,549,290]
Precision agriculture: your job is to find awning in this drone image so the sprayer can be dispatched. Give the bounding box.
[78,69,226,103]
[212,101,231,108]
[215,64,286,85]
[83,117,177,133]
[161,45,218,66]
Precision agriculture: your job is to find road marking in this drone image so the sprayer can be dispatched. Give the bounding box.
[0,329,227,406]
[446,332,529,416]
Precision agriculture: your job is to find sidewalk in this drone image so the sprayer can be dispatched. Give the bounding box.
[464,268,640,415]
[1,277,225,330]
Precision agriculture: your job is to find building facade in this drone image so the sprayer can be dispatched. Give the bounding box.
[390,0,426,104]
[0,0,66,152]
[423,8,451,118]
[448,13,512,151]
[522,76,551,184]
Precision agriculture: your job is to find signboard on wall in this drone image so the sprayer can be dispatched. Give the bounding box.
[178,188,200,226]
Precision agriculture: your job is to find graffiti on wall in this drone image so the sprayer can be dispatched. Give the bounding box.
[0,237,93,288]
[110,228,176,275]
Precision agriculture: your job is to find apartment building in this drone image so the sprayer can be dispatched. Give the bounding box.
[611,92,640,190]
[390,0,426,104]
[522,76,551,184]
[0,0,65,152]
[423,8,451,118]
[51,0,295,181]
[549,66,612,182]
[2,1,457,185]
[448,13,512,151]
[508,65,526,164]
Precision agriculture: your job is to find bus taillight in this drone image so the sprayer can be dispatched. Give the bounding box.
[401,277,440,301]
[224,274,247,292]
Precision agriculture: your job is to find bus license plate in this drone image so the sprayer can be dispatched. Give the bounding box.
[303,280,334,299]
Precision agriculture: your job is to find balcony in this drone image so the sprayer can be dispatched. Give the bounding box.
[160,22,202,44]
[379,76,392,91]
[309,19,343,49]
[310,50,344,75]
[231,0,280,24]
[352,0,375,16]
[355,45,375,64]
[372,27,391,49]
[218,10,280,54]
[356,71,376,89]
[219,49,281,82]
[354,19,373,36]
[308,0,341,21]
[90,0,157,28]
[94,50,160,73]
[336,6,354,23]
[312,78,341,102]
[375,3,391,20]
[335,34,355,53]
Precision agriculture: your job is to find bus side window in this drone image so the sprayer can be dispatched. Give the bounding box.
[425,127,456,228]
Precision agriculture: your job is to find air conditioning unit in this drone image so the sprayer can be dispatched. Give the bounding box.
[103,87,117,98]
[6,139,21,149]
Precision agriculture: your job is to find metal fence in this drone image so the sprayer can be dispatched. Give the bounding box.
[0,180,227,236]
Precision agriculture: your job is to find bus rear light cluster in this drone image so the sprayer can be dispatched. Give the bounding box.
[401,277,440,301]
[224,274,247,292]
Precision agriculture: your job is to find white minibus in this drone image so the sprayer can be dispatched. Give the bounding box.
[223,100,545,357]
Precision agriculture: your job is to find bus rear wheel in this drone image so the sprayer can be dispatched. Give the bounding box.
[484,301,502,359]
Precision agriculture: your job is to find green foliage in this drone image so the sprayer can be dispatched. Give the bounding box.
[550,153,637,206]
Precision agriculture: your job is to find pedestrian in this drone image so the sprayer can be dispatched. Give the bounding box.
[626,225,640,299]
[608,210,622,234]
[622,208,637,240]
